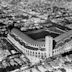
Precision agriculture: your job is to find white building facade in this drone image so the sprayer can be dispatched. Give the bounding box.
[7,28,72,64]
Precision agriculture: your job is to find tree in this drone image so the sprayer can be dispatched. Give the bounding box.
[59,68,66,72]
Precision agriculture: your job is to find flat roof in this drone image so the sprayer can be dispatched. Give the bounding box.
[11,28,72,48]
[54,30,72,42]
[11,28,45,47]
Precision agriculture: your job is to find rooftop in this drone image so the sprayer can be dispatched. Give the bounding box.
[11,28,45,47]
[11,28,72,49]
[54,30,72,42]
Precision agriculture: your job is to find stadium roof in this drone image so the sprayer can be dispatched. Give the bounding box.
[11,28,45,47]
